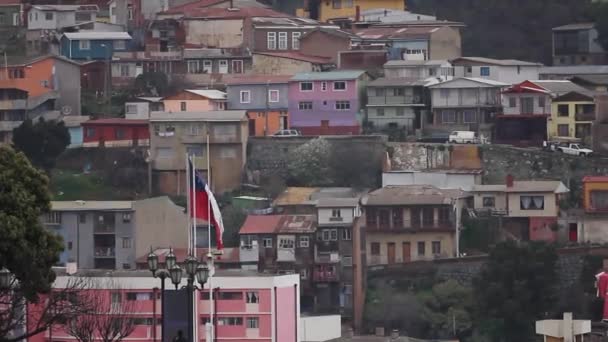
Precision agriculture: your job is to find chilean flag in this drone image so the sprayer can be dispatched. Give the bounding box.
[188,159,224,250]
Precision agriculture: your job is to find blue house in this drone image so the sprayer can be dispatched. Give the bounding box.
[60,32,132,60]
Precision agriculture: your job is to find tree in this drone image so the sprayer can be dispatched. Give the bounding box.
[287,138,332,186]
[329,142,382,188]
[590,1,608,51]
[66,279,137,342]
[12,118,70,173]
[220,205,247,248]
[473,241,558,342]
[0,145,63,300]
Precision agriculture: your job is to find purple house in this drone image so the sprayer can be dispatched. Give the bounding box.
[288,70,370,135]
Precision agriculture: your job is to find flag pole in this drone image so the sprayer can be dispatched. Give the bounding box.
[186,154,191,255]
[207,133,211,254]
[192,154,197,256]
[206,133,214,342]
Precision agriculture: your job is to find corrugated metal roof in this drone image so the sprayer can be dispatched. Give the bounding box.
[185,89,227,100]
[572,74,608,85]
[255,52,332,64]
[224,75,293,85]
[51,201,133,211]
[291,70,366,81]
[583,176,608,183]
[428,77,508,88]
[239,215,283,234]
[452,57,542,67]
[276,215,316,234]
[473,181,568,193]
[362,185,468,206]
[63,32,131,40]
[384,59,450,67]
[553,23,595,31]
[368,77,426,87]
[540,65,608,75]
[533,80,592,96]
[316,198,360,208]
[82,118,148,126]
[273,187,319,206]
[150,110,247,122]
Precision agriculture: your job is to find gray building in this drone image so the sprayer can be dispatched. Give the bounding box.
[226,75,291,111]
[366,78,428,134]
[43,197,191,270]
[553,23,608,66]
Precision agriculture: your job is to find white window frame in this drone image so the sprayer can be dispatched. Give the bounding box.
[267,32,276,50]
[202,60,212,73]
[335,101,350,110]
[292,31,301,50]
[263,238,272,248]
[268,89,280,103]
[79,40,90,50]
[187,60,200,74]
[298,101,312,110]
[330,229,338,241]
[240,90,251,104]
[246,317,259,329]
[300,269,308,279]
[231,59,243,74]
[218,59,228,74]
[342,229,351,240]
[114,40,126,50]
[321,81,327,91]
[300,82,313,92]
[331,209,341,218]
[278,32,288,50]
[299,236,309,248]
[333,81,347,91]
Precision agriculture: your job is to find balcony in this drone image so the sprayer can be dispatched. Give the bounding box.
[315,252,340,264]
[0,99,27,110]
[575,112,595,121]
[94,224,115,234]
[313,268,340,282]
[94,247,115,258]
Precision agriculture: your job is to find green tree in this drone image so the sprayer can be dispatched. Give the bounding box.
[329,142,382,188]
[287,137,332,186]
[589,1,608,50]
[473,241,558,341]
[0,145,63,298]
[220,205,247,248]
[12,118,70,173]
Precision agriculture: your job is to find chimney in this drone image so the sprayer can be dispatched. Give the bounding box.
[506,174,514,188]
[355,5,360,22]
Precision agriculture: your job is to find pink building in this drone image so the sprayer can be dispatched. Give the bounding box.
[163,89,227,112]
[28,270,300,342]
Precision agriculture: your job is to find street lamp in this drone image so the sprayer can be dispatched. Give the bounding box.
[0,268,11,289]
[148,249,171,342]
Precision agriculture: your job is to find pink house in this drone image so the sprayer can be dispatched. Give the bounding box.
[28,270,300,342]
[163,89,227,112]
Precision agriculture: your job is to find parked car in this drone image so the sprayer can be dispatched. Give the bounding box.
[273,129,301,137]
[448,131,478,144]
[556,143,593,156]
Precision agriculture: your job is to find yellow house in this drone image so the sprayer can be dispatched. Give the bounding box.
[297,0,405,22]
[548,91,595,143]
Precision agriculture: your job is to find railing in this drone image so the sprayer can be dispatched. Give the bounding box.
[94,224,115,234]
[364,222,455,231]
[94,247,115,257]
[313,270,339,282]
[575,112,595,121]
[315,252,340,264]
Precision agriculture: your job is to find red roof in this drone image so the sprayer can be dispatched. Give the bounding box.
[502,80,548,94]
[255,52,332,64]
[239,215,283,234]
[82,118,149,126]
[583,176,608,183]
[225,75,293,85]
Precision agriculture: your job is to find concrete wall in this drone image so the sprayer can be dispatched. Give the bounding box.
[366,231,456,265]
[428,26,462,60]
[454,65,540,85]
[227,83,289,110]
[318,207,355,225]
[382,171,481,191]
[473,191,507,211]
[54,58,82,116]
[300,315,341,342]
[502,93,551,115]
[252,54,317,75]
[299,31,350,63]
[184,19,244,48]
[508,192,558,217]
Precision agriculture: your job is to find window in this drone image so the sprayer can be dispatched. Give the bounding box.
[177,101,186,111]
[321,82,328,91]
[375,88,385,96]
[558,104,570,117]
[122,213,131,223]
[520,196,545,210]
[122,237,132,249]
[119,64,130,77]
[299,236,309,248]
[186,145,203,156]
[591,191,608,211]
[218,292,243,300]
[342,229,351,240]
[417,241,425,256]
[279,238,294,249]
[333,81,346,91]
[263,238,273,248]
[332,0,341,9]
[520,97,534,113]
[278,32,288,50]
[335,101,350,110]
[219,60,228,74]
[111,292,122,304]
[300,82,313,91]
[232,60,243,74]
[441,110,456,123]
[371,242,380,256]
[126,292,152,301]
[240,90,251,103]
[438,207,450,225]
[114,40,126,50]
[268,89,279,103]
[508,97,516,108]
[482,197,495,207]
[67,241,73,250]
[79,40,90,50]
[186,124,202,136]
[46,212,61,224]
[45,12,53,21]
[217,317,243,326]
[342,256,353,266]
[432,241,441,255]
[267,32,276,50]
[463,110,476,123]
[114,128,125,139]
[123,263,131,270]
[538,96,545,108]
[245,291,259,304]
[187,60,200,74]
[202,60,212,73]
[292,32,301,49]
[246,317,259,329]
[331,209,341,218]
[156,147,174,158]
[480,67,490,76]
[330,229,338,241]
[558,124,569,137]
[300,269,308,279]
[422,208,434,226]
[79,213,86,223]
[298,101,313,110]
[440,88,450,98]
[395,108,405,116]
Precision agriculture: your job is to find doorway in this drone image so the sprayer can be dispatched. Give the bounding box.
[387,242,396,264]
[569,223,578,242]
[402,242,411,263]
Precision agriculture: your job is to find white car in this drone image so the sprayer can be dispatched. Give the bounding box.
[273,129,301,137]
[556,143,593,157]
[448,131,478,144]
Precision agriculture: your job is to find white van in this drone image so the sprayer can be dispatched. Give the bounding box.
[448,131,478,144]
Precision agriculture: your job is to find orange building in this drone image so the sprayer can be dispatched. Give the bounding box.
[225,75,291,136]
[582,176,608,212]
[162,89,227,112]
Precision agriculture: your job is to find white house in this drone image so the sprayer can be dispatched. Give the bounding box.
[383,170,482,191]
[28,4,98,30]
[452,57,543,85]
[384,59,455,81]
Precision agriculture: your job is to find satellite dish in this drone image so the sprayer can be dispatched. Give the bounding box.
[61,105,72,115]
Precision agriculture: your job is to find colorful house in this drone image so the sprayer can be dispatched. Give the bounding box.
[226,75,291,136]
[162,89,226,112]
[28,269,300,342]
[60,32,132,60]
[570,176,608,244]
[297,0,405,23]
[547,91,595,143]
[288,70,369,135]
[82,118,150,148]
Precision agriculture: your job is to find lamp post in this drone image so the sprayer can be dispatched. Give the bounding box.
[0,268,11,290]
[148,249,210,342]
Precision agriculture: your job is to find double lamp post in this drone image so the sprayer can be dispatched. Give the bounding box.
[147,249,211,342]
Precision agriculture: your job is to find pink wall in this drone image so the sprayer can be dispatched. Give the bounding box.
[529,217,558,241]
[275,286,297,342]
[164,99,224,112]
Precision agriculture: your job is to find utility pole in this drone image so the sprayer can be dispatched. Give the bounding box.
[265,80,269,136]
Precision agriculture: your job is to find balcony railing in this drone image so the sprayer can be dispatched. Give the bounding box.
[364,222,454,232]
[313,270,339,282]
[575,112,595,121]
[94,225,115,234]
[315,252,340,264]
[94,247,115,258]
